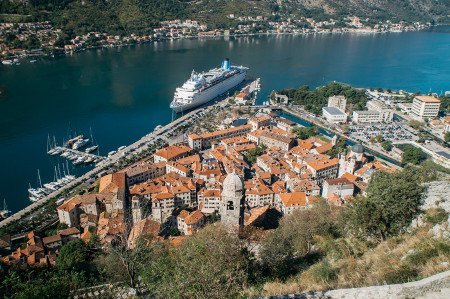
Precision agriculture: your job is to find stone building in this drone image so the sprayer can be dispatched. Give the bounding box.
[220,172,244,228]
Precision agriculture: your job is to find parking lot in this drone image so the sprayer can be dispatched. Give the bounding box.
[349,123,415,143]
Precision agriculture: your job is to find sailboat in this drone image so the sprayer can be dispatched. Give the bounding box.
[47,134,56,155]
[0,199,11,219]
[28,169,47,202]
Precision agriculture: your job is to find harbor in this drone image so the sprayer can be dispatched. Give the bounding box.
[27,163,76,202]
[1,31,449,216]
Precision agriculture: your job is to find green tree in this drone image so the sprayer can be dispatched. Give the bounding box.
[343,167,424,241]
[409,120,423,130]
[57,239,90,272]
[294,125,318,140]
[402,144,425,165]
[245,144,267,165]
[260,200,339,278]
[445,132,450,143]
[381,140,393,151]
[141,224,249,298]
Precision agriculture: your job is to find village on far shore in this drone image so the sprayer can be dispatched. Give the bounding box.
[1,16,430,64]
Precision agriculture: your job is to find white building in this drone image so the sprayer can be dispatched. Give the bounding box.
[322,107,347,123]
[410,96,441,121]
[398,102,413,114]
[321,178,354,200]
[328,95,347,112]
[352,110,381,124]
[366,100,394,122]
[445,120,450,133]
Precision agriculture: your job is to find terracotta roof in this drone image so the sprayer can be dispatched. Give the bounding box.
[250,115,271,124]
[202,189,221,197]
[306,156,339,171]
[153,192,175,201]
[128,218,160,248]
[245,205,270,226]
[154,145,192,160]
[315,143,333,154]
[80,229,92,243]
[99,172,126,193]
[177,154,201,165]
[189,124,252,140]
[58,227,80,236]
[184,210,205,225]
[324,178,352,186]
[261,131,293,144]
[341,172,358,182]
[297,140,315,150]
[42,234,61,245]
[279,192,308,207]
[178,210,190,219]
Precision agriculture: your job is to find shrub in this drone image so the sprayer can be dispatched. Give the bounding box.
[309,260,337,284]
[383,264,418,284]
[406,240,450,266]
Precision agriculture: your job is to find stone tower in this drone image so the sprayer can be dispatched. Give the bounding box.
[220,172,244,228]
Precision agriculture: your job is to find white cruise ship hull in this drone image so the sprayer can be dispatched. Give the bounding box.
[171,70,246,113]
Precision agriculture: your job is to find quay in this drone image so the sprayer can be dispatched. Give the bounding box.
[0,105,209,228]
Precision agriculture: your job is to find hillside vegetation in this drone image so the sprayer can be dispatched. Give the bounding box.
[1,0,449,34]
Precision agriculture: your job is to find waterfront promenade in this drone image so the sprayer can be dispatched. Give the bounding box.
[0,106,205,228]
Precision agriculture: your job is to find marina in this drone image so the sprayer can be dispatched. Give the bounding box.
[28,163,76,202]
[47,133,105,166]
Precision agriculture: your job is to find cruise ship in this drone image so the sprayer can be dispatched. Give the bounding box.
[170,59,248,113]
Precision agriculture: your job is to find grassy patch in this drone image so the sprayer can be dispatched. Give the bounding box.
[424,208,448,225]
[309,260,337,284]
[383,264,419,284]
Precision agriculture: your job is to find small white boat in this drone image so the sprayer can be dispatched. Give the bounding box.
[72,138,90,150]
[2,60,13,65]
[61,151,70,158]
[107,151,116,157]
[85,145,98,153]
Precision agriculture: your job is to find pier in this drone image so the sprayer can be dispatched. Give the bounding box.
[54,146,105,165]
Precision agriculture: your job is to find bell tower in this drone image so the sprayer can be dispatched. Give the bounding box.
[220,172,244,228]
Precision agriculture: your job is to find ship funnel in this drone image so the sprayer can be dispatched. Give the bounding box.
[221,58,231,70]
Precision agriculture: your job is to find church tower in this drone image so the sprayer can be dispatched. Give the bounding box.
[220,172,244,228]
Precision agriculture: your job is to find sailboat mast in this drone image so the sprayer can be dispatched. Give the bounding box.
[47,134,50,152]
[37,169,42,188]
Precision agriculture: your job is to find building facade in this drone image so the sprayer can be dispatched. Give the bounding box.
[410,96,441,121]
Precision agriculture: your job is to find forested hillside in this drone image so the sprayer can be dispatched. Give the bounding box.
[1,0,449,34]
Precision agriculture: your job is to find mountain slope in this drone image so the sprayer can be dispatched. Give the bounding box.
[1,0,448,34]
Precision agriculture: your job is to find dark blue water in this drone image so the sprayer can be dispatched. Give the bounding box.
[1,28,449,212]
